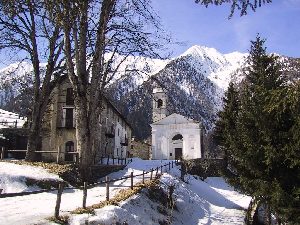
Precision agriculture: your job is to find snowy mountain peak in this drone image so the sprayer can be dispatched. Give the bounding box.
[179,45,228,65]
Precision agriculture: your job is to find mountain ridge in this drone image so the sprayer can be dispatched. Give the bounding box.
[1,46,299,140]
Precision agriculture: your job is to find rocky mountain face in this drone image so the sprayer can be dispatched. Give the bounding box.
[107,46,248,139]
[1,46,299,141]
[0,62,39,116]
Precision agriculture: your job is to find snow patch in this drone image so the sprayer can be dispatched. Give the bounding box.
[0,162,62,193]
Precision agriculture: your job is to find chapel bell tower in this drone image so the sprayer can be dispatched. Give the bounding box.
[152,84,168,123]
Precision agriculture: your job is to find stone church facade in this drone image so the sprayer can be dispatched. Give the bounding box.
[40,76,131,163]
[151,86,202,160]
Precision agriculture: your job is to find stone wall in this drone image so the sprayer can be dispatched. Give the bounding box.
[130,139,150,159]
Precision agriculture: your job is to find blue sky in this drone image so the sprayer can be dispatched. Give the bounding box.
[0,1,299,69]
[152,0,300,58]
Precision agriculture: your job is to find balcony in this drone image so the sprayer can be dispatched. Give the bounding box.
[105,125,115,138]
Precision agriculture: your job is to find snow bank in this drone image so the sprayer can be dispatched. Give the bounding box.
[0,162,62,193]
[161,169,251,225]
[68,163,251,225]
[0,159,251,225]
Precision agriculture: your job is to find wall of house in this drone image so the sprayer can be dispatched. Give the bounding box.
[41,77,132,163]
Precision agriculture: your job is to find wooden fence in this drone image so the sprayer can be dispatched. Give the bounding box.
[0,120,20,128]
[99,155,133,166]
[0,160,179,219]
[53,160,177,219]
[0,147,79,164]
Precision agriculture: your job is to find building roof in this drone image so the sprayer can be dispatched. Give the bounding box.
[151,113,200,126]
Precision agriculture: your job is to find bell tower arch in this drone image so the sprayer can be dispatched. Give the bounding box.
[152,85,168,123]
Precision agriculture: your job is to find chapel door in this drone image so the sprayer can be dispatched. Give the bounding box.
[175,148,182,160]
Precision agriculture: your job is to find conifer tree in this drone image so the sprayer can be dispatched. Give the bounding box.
[196,0,272,18]
[214,82,239,167]
[216,35,300,224]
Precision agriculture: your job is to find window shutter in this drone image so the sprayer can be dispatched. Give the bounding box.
[62,108,66,127]
[73,109,76,127]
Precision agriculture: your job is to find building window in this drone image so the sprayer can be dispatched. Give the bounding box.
[65,141,75,161]
[65,141,75,152]
[117,148,119,156]
[66,88,74,105]
[157,99,163,108]
[118,128,120,136]
[170,153,172,156]
[65,108,74,128]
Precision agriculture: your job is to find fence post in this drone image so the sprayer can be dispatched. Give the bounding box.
[0,189,2,195]
[1,147,5,160]
[125,158,127,164]
[101,156,103,164]
[56,146,61,164]
[54,182,64,219]
[142,170,145,184]
[160,165,163,174]
[169,162,171,171]
[82,182,87,208]
[112,157,115,165]
[181,163,185,182]
[156,167,158,177]
[107,155,109,165]
[150,169,153,180]
[172,161,174,168]
[130,172,134,190]
[106,176,110,201]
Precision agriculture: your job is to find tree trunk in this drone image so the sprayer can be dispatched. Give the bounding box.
[25,103,42,161]
[75,97,93,181]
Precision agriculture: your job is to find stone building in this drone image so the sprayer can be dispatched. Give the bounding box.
[151,85,202,160]
[129,137,151,160]
[40,76,132,163]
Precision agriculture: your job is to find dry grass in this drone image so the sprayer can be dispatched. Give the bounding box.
[72,178,160,215]
[2,160,81,186]
[7,161,75,175]
[48,215,69,225]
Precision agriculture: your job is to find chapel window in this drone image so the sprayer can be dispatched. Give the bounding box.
[157,99,163,108]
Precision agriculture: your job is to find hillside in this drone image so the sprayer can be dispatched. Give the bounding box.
[107,46,300,140]
[0,159,251,225]
[107,46,247,139]
[1,46,299,140]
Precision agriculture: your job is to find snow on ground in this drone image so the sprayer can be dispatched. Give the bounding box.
[0,161,62,193]
[69,162,251,225]
[0,159,251,225]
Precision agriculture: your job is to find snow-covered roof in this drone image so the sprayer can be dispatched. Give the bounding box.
[0,109,26,129]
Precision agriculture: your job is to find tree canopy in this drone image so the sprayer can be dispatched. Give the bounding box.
[214,36,300,224]
[196,0,272,17]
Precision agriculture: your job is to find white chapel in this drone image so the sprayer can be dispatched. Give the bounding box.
[150,85,202,160]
